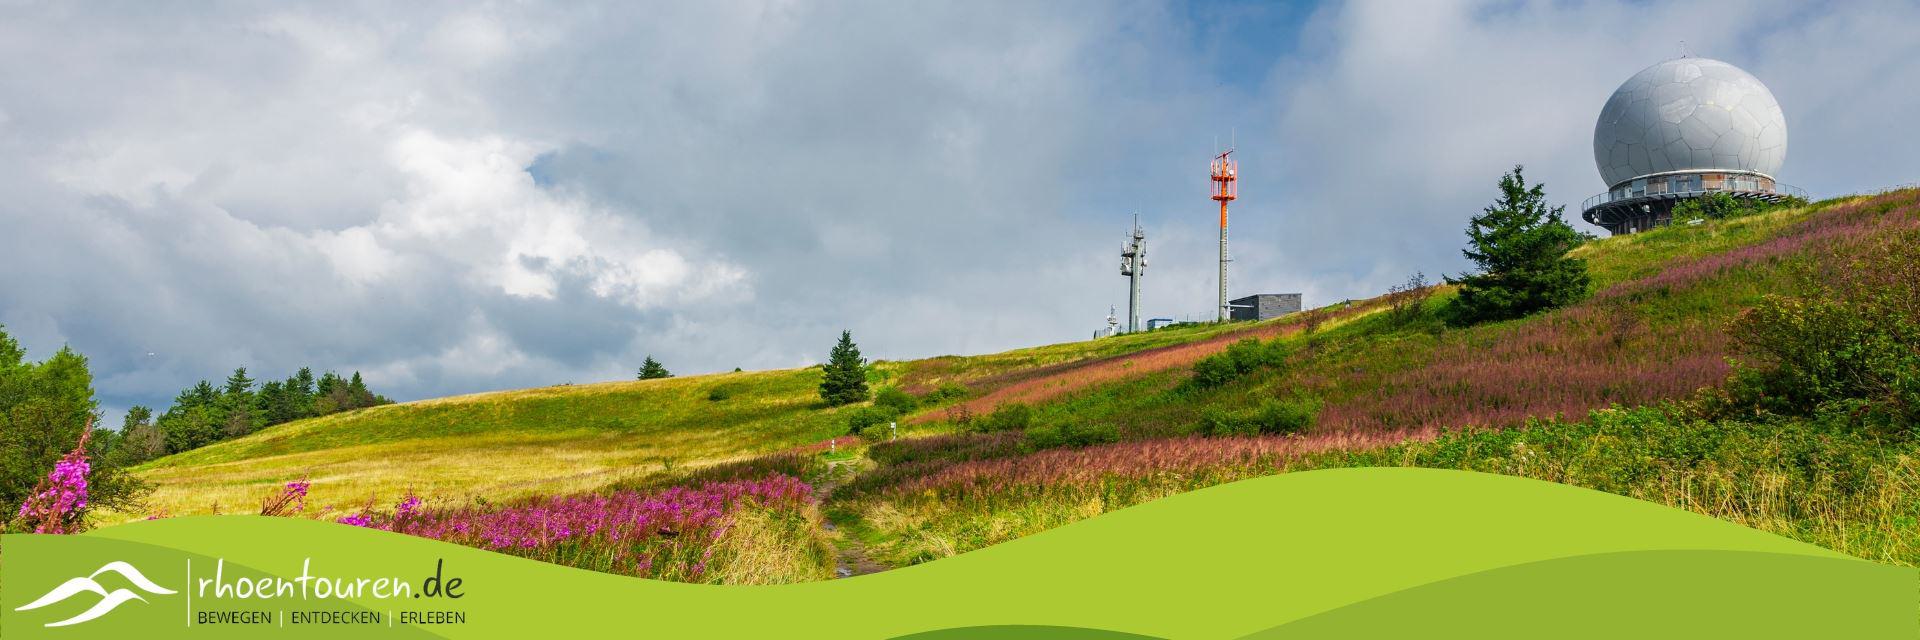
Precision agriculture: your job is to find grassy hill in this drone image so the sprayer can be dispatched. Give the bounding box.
[122,303,1285,521]
[120,187,1920,582]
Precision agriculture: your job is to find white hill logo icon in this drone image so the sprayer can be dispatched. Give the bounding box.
[14,561,177,627]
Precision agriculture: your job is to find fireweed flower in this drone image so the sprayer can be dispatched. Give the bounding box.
[259,477,312,516]
[343,474,815,579]
[15,430,93,534]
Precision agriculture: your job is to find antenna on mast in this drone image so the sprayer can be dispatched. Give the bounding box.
[1119,212,1147,333]
[1210,143,1238,323]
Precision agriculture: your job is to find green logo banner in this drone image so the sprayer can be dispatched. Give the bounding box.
[5,469,1914,638]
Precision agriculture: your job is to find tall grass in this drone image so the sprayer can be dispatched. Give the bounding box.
[838,406,1920,567]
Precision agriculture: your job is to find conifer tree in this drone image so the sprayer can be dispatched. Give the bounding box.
[637,356,672,380]
[817,330,870,406]
[1446,165,1591,326]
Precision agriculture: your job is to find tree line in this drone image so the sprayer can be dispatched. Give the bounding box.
[117,367,391,463]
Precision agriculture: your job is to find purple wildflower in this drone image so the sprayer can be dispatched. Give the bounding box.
[15,429,93,534]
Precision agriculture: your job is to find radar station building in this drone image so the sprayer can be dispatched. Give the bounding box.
[1229,294,1301,322]
[1582,56,1802,235]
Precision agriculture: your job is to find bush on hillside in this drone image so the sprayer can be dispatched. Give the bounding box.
[1022,421,1119,451]
[846,406,898,436]
[1196,397,1319,437]
[857,423,895,443]
[969,403,1035,433]
[1671,192,1807,224]
[707,385,738,402]
[1725,231,1920,430]
[921,383,969,405]
[1187,338,1291,390]
[1445,165,1590,326]
[874,386,918,415]
[1385,272,1435,326]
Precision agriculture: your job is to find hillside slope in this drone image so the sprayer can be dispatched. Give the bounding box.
[123,188,1920,579]
[832,188,1920,567]
[123,302,1293,520]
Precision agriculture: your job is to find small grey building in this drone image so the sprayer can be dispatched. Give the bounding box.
[1230,293,1302,322]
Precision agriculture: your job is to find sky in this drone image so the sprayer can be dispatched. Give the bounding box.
[2,0,1918,426]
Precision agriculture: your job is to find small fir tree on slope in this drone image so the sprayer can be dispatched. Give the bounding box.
[1446,165,1591,326]
[637,356,673,380]
[818,331,870,406]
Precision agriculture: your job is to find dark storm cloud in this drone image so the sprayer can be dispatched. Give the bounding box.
[1,1,1917,424]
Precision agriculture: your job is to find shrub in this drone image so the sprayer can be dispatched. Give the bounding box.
[874,386,918,415]
[945,403,975,428]
[968,403,1034,433]
[1725,231,1920,430]
[1671,192,1803,223]
[857,423,893,443]
[1385,272,1434,325]
[1023,422,1120,450]
[1197,397,1319,437]
[845,406,899,436]
[1187,338,1290,390]
[921,383,969,404]
[707,385,737,402]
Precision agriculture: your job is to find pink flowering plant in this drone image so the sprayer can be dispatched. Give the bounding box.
[259,477,310,516]
[14,430,93,534]
[317,475,814,581]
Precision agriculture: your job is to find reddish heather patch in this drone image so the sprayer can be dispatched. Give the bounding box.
[1313,191,1920,435]
[910,302,1387,424]
[879,429,1427,496]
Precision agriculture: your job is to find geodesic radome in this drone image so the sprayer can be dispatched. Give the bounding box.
[1593,57,1786,188]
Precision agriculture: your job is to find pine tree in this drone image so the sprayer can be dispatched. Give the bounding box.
[637,356,672,380]
[288,368,317,419]
[219,368,258,437]
[346,372,375,409]
[1445,165,1591,326]
[223,367,255,397]
[817,330,870,406]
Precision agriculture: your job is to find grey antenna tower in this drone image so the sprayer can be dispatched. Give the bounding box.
[1119,213,1147,333]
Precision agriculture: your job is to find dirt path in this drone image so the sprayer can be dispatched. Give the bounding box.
[816,467,887,578]
[910,303,1381,424]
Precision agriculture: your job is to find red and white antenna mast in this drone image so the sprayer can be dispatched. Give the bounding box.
[1210,146,1238,322]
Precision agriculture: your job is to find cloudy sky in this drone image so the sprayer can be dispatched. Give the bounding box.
[3,0,1918,422]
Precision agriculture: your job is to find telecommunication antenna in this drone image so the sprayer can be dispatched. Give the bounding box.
[1119,213,1147,333]
[1210,146,1238,322]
